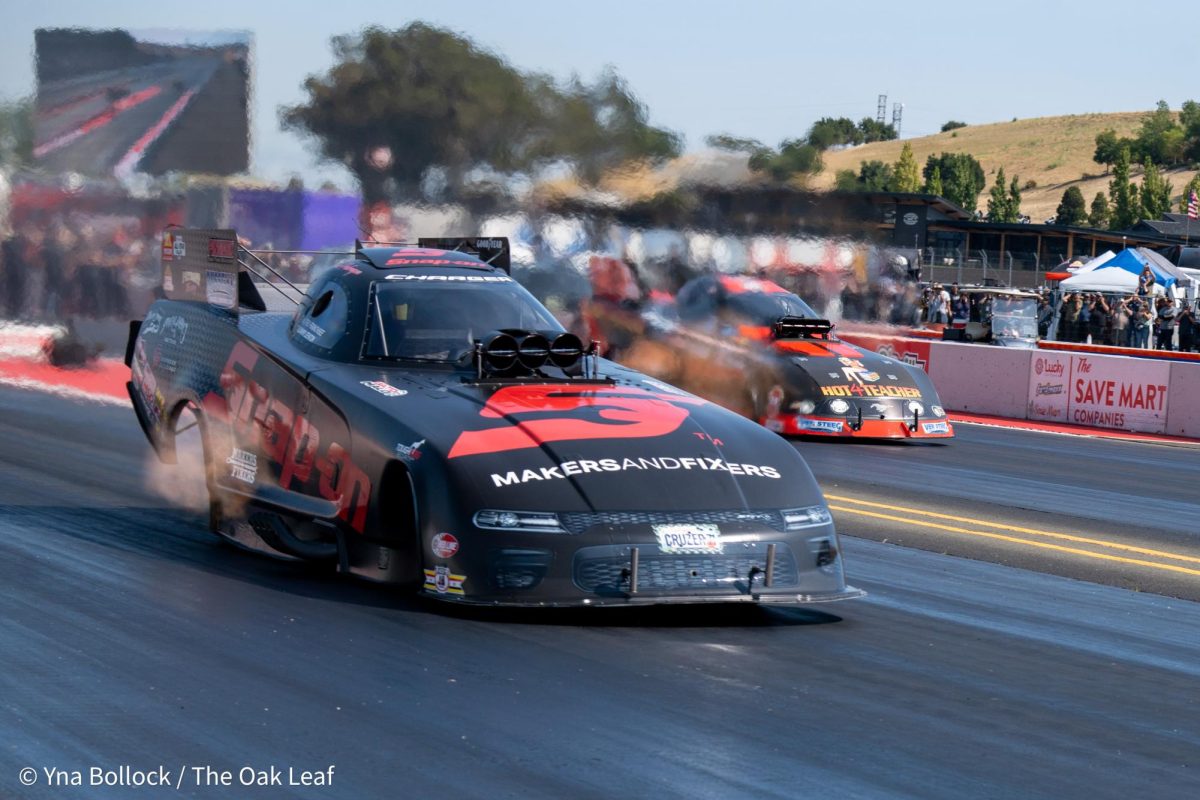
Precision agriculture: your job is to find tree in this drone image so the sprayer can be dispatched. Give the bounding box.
[940,120,967,132]
[924,166,943,197]
[706,134,767,155]
[1179,174,1200,214]
[987,167,1016,222]
[892,142,921,192]
[1055,186,1087,226]
[1135,100,1185,166]
[1088,192,1110,228]
[748,138,823,181]
[1108,146,1140,230]
[835,160,894,192]
[923,152,985,212]
[806,117,861,150]
[857,118,898,143]
[1181,99,1200,162]
[1009,174,1022,220]
[1093,128,1124,170]
[1139,158,1173,220]
[0,99,33,168]
[834,169,860,191]
[280,24,680,203]
[707,133,823,182]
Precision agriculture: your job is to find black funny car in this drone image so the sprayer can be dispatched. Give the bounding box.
[126,229,864,606]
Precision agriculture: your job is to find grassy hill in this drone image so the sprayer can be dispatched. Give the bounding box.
[812,112,1199,222]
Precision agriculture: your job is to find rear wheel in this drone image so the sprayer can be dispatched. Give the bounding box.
[170,403,224,535]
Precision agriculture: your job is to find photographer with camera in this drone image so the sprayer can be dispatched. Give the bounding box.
[1178,301,1197,353]
[1123,294,1152,349]
[1154,297,1177,351]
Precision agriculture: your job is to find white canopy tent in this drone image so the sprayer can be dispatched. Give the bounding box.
[1070,250,1115,272]
[1059,265,1166,295]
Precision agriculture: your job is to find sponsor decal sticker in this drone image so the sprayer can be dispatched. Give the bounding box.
[161,233,175,261]
[653,523,723,554]
[431,533,459,559]
[922,421,950,435]
[449,384,706,459]
[163,316,187,345]
[297,317,326,343]
[384,256,492,267]
[162,266,174,292]
[227,448,258,483]
[181,271,201,293]
[800,418,844,433]
[1035,382,1063,396]
[130,339,161,424]
[211,342,373,532]
[394,439,425,460]
[141,310,164,336]
[821,384,922,399]
[488,456,781,488]
[207,237,237,262]
[424,565,465,595]
[361,380,408,397]
[205,269,236,309]
[691,432,724,446]
[838,357,880,384]
[384,273,512,283]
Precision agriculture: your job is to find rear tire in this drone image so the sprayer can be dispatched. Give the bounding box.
[171,403,225,535]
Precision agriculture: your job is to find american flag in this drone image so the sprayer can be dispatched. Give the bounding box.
[1190,190,1199,220]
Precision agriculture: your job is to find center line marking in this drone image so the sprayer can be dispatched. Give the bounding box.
[826,493,1200,566]
[830,506,1200,575]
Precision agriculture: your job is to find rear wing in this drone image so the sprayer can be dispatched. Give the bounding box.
[773,316,834,340]
[160,228,310,315]
[417,237,510,274]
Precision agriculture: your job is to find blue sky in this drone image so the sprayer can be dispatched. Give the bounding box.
[3,0,1192,188]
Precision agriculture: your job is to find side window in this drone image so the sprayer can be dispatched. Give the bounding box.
[293,282,349,352]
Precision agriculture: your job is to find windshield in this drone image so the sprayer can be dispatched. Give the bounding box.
[725,292,818,326]
[365,279,562,362]
[991,298,1039,340]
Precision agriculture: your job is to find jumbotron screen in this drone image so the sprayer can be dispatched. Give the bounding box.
[33,27,251,177]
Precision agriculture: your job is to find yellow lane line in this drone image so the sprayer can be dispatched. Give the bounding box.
[827,504,1200,577]
[826,493,1200,566]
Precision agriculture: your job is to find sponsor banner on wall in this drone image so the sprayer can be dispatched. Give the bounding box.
[1027,352,1070,422]
[1028,353,1170,433]
[837,333,931,374]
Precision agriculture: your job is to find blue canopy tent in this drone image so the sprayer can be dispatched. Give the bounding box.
[1103,248,1177,289]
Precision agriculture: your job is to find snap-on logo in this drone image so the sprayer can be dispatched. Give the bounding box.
[448,385,705,459]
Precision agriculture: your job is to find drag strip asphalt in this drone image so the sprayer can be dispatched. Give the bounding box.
[1,386,1198,799]
[795,422,1200,600]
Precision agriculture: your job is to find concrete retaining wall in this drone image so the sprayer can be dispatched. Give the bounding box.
[928,342,1032,418]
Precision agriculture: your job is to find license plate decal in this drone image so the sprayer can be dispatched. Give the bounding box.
[653,523,723,554]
